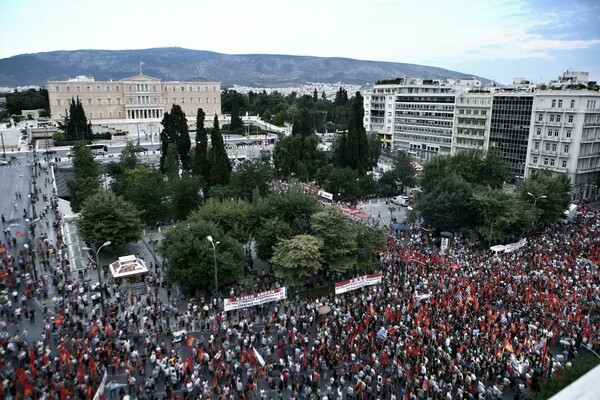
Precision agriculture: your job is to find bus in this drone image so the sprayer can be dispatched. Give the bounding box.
[68,144,108,157]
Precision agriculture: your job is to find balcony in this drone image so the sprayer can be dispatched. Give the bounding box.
[544,135,559,142]
[559,152,570,158]
[530,148,540,154]
[541,150,557,156]
[561,136,572,143]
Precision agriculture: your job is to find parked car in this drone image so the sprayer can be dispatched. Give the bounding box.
[132,147,148,153]
[391,195,410,206]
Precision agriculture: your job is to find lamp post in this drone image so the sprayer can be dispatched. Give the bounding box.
[19,175,37,220]
[527,192,547,208]
[0,129,6,158]
[85,241,111,315]
[206,236,220,303]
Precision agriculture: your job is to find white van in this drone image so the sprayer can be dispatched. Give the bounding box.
[391,196,409,206]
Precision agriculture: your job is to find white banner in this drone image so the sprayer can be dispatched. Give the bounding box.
[335,273,382,295]
[224,288,287,311]
[504,238,527,253]
[93,369,108,400]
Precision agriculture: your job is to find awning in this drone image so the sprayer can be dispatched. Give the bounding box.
[108,255,148,279]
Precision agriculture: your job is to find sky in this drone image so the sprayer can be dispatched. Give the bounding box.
[1,0,599,85]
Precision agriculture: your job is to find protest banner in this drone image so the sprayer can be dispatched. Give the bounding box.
[335,273,382,295]
[223,288,287,311]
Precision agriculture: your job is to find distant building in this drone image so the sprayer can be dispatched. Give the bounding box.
[363,78,456,162]
[525,89,600,200]
[47,74,221,123]
[363,70,600,200]
[488,93,534,179]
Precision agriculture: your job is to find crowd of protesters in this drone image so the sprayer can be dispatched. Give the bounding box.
[0,178,599,400]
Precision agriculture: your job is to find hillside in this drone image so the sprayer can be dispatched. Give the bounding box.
[0,47,489,88]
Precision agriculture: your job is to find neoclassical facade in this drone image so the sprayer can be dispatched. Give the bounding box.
[47,74,221,122]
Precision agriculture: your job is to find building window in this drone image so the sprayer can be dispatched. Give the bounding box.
[66,86,70,92]
[535,142,539,149]
[99,112,103,118]
[554,130,559,137]
[556,115,561,122]
[562,160,567,168]
[552,100,556,108]
[76,86,80,92]
[536,129,541,136]
[107,86,111,92]
[564,144,569,153]
[97,99,102,105]
[550,159,555,166]
[550,115,554,122]
[118,112,122,118]
[214,97,217,103]
[558,100,562,108]
[87,99,92,105]
[181,86,185,91]
[181,98,185,104]
[96,86,100,91]
[107,99,112,105]
[117,98,121,105]
[89,112,93,118]
[538,114,543,122]
[545,143,550,151]
[547,129,552,136]
[568,115,573,123]
[57,99,62,106]
[544,158,548,165]
[481,110,486,116]
[551,143,557,151]
[533,157,538,164]
[87,86,91,92]
[570,99,575,108]
[566,130,571,138]
[55,86,60,92]
[109,112,112,118]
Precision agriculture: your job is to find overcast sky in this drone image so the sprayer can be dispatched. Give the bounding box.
[2,0,599,85]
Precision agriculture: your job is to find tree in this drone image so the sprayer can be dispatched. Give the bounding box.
[159,219,244,294]
[160,104,191,172]
[229,93,243,131]
[272,111,285,126]
[416,173,476,232]
[119,142,141,170]
[192,198,252,244]
[378,151,416,195]
[271,234,324,286]
[472,186,519,244]
[354,224,387,270]
[192,108,209,187]
[6,88,49,116]
[253,189,321,260]
[67,142,101,212]
[78,191,143,247]
[207,115,232,189]
[518,170,571,224]
[163,143,180,181]
[333,92,372,174]
[122,166,168,225]
[168,175,203,221]
[229,159,274,201]
[311,207,357,273]
[262,110,271,122]
[59,97,91,141]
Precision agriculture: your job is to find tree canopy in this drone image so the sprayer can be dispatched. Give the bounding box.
[159,219,244,294]
[271,234,324,286]
[67,141,101,212]
[160,104,191,173]
[59,97,92,141]
[77,191,143,248]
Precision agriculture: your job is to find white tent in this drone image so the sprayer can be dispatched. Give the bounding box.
[108,255,148,279]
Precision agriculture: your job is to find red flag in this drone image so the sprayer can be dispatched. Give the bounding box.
[503,338,514,353]
[88,322,100,337]
[23,381,34,398]
[59,387,72,399]
[53,315,65,325]
[186,334,195,349]
[88,357,98,379]
[77,361,85,380]
[104,322,114,336]
[241,345,247,364]
[15,231,25,238]
[196,347,204,363]
[0,245,7,254]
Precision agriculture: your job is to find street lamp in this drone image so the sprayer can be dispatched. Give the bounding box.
[527,192,547,207]
[19,174,37,220]
[84,241,111,315]
[148,237,159,270]
[206,236,220,302]
[0,129,6,158]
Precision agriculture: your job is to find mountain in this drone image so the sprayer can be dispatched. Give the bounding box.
[0,47,490,88]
